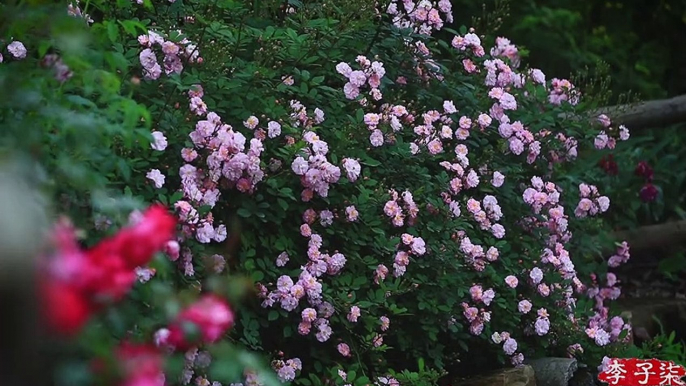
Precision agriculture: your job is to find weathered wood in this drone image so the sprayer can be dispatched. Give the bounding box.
[562,94,686,130]
[598,94,686,130]
[612,219,686,252]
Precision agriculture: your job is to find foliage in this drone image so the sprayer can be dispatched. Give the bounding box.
[621,317,686,368]
[0,0,648,385]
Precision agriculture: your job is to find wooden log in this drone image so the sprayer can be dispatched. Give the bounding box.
[562,94,686,130]
[612,219,686,252]
[598,94,686,130]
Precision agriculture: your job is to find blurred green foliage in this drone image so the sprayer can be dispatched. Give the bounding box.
[449,0,686,102]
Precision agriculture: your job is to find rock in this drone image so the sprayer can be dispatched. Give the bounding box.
[616,298,686,343]
[526,357,577,386]
[456,364,535,386]
[569,367,599,386]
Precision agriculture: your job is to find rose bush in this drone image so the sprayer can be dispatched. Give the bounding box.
[1,0,642,385]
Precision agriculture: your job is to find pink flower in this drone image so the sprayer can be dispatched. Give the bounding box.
[150,131,168,151]
[347,306,360,322]
[443,100,457,114]
[503,338,517,355]
[276,252,289,267]
[167,295,234,350]
[492,171,505,187]
[427,139,443,154]
[370,130,384,147]
[345,206,359,221]
[469,285,483,302]
[529,267,543,284]
[491,224,505,239]
[380,316,390,331]
[477,113,492,127]
[504,275,518,288]
[267,121,282,138]
[342,158,361,182]
[7,41,27,59]
[410,237,426,255]
[518,300,532,314]
[301,308,317,322]
[343,83,360,99]
[535,317,550,336]
[597,114,611,127]
[241,115,261,130]
[337,343,352,357]
[146,169,165,188]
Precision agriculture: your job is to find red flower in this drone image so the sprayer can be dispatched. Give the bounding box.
[634,161,653,181]
[84,240,137,302]
[598,154,618,176]
[116,342,165,386]
[40,279,93,335]
[639,183,659,202]
[38,205,177,337]
[113,205,177,269]
[168,294,234,350]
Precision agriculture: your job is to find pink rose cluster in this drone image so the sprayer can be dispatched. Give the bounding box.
[288,99,325,129]
[385,233,426,278]
[385,0,453,36]
[574,183,610,218]
[548,78,580,106]
[260,229,347,342]
[533,308,551,336]
[607,241,630,268]
[408,41,444,82]
[491,331,523,365]
[272,357,302,382]
[390,233,426,281]
[361,103,413,148]
[291,131,345,200]
[584,307,631,347]
[594,114,630,150]
[411,103,491,156]
[451,31,485,57]
[583,265,632,348]
[41,54,73,83]
[522,176,562,215]
[456,230,500,272]
[173,347,220,386]
[137,29,201,80]
[383,189,419,227]
[490,37,520,68]
[436,158,480,194]
[67,0,94,24]
[461,299,492,336]
[336,56,386,101]
[465,196,505,238]
[288,101,363,200]
[550,132,579,162]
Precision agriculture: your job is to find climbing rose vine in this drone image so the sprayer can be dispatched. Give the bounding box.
[3,0,639,385]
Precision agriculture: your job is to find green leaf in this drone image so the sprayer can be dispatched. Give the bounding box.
[268,310,279,321]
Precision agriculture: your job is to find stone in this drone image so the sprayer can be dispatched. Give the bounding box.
[616,297,686,343]
[457,364,535,386]
[569,367,599,386]
[526,357,577,386]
